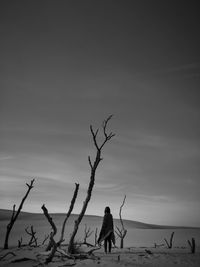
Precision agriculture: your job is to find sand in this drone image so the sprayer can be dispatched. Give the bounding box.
[0,245,200,267]
[1,210,200,266]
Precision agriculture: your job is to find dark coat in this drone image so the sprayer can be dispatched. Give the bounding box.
[98,213,115,245]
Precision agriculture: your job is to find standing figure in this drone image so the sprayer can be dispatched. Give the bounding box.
[98,206,115,253]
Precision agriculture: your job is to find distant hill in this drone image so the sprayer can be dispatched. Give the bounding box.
[0,209,198,229]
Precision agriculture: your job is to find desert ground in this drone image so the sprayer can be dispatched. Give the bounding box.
[1,245,200,267]
[0,210,200,266]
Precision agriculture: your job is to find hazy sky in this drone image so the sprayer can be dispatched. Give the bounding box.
[0,1,200,227]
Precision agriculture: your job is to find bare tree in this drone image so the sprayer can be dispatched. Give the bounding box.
[188,237,195,254]
[115,195,127,248]
[164,231,174,249]
[68,115,115,253]
[4,179,35,249]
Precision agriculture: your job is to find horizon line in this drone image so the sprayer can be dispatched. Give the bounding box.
[0,208,199,229]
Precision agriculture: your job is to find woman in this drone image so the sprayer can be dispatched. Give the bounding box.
[98,206,115,253]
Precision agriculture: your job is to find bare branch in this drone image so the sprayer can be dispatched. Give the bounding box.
[41,183,79,263]
[0,252,16,261]
[41,205,57,236]
[59,183,79,244]
[17,179,35,213]
[25,225,38,247]
[90,125,100,150]
[94,228,98,246]
[42,234,50,245]
[88,156,93,168]
[41,204,57,251]
[11,205,16,222]
[115,226,123,237]
[119,195,126,231]
[100,115,115,150]
[4,179,35,249]
[102,115,113,137]
[68,116,115,253]
[115,195,127,248]
[83,224,93,244]
[164,232,174,249]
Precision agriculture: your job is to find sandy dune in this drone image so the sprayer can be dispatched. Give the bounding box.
[0,209,199,266]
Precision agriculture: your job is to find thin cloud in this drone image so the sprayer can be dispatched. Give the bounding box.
[0,156,14,161]
[164,62,200,73]
[134,62,200,77]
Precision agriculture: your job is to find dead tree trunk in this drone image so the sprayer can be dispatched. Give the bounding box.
[4,179,35,249]
[68,115,115,254]
[188,237,195,254]
[59,183,79,245]
[164,231,174,249]
[41,204,74,263]
[41,183,79,263]
[41,204,61,263]
[41,204,57,252]
[115,195,127,248]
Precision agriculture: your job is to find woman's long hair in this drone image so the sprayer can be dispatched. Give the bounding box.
[104,206,111,214]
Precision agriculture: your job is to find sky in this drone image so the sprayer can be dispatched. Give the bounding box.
[0,0,200,227]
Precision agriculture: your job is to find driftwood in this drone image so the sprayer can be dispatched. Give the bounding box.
[164,231,174,249]
[115,195,127,248]
[11,257,34,263]
[0,252,16,261]
[4,179,35,249]
[68,115,115,253]
[188,237,195,253]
